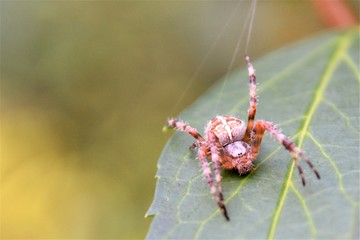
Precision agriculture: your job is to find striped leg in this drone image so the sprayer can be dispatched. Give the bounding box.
[243,55,257,143]
[208,133,229,220]
[166,118,205,142]
[198,147,229,221]
[250,120,320,186]
[166,118,229,220]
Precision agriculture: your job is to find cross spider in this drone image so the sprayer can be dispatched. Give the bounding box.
[165,55,320,221]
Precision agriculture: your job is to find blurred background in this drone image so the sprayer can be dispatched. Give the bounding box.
[1,1,358,239]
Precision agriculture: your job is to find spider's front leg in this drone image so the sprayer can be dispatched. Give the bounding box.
[198,145,230,221]
[207,133,230,220]
[165,118,205,142]
[243,55,257,143]
[165,119,229,220]
[250,120,320,186]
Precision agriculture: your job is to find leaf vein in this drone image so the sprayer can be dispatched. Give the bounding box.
[267,30,353,239]
[321,98,360,136]
[290,184,318,239]
[306,132,358,206]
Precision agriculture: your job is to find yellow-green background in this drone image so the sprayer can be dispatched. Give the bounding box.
[1,1,355,239]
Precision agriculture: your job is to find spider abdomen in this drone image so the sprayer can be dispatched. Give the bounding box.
[206,115,246,146]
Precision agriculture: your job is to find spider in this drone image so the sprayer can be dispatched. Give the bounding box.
[164,55,320,221]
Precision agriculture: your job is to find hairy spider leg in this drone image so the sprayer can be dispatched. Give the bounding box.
[166,119,205,142]
[243,55,257,143]
[198,147,230,221]
[251,120,320,186]
[166,118,229,220]
[207,133,230,220]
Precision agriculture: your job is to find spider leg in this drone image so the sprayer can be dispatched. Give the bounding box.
[166,118,205,142]
[250,120,320,186]
[166,118,229,219]
[189,142,200,151]
[198,146,229,221]
[208,133,230,220]
[243,55,257,143]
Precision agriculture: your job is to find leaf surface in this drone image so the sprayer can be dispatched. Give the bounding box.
[146,29,360,239]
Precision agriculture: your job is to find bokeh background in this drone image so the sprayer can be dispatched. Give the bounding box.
[1,1,358,239]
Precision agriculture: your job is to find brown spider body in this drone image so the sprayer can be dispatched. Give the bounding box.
[165,55,320,221]
[206,116,253,174]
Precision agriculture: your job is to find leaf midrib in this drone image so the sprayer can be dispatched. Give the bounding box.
[266,30,354,240]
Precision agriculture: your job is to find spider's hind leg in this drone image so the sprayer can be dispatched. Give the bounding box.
[251,120,320,186]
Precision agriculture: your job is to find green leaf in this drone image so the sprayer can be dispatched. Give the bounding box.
[146,28,359,239]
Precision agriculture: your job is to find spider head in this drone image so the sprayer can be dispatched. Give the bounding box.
[224,141,253,175]
[236,159,254,175]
